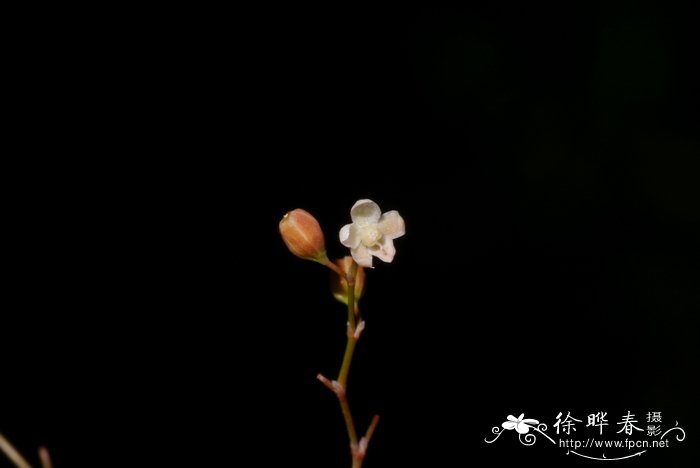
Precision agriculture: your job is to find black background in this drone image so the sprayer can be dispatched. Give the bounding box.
[3,3,699,467]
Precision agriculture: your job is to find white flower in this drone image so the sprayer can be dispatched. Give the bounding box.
[502,414,539,434]
[339,199,405,268]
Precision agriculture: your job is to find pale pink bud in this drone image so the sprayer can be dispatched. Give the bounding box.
[279,208,328,262]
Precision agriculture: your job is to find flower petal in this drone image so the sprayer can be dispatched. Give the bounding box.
[371,236,396,263]
[378,210,405,239]
[339,223,360,248]
[515,423,530,434]
[502,422,517,430]
[507,415,518,422]
[522,419,539,426]
[351,199,381,226]
[518,413,524,421]
[351,244,373,268]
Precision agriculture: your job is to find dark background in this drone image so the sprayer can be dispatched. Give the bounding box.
[3,3,699,467]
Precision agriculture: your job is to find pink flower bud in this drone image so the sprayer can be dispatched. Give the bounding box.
[279,209,328,262]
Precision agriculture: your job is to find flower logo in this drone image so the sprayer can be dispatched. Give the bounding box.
[502,414,540,434]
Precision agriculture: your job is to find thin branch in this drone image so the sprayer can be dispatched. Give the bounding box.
[363,415,380,448]
[39,447,53,468]
[316,373,335,392]
[0,433,33,468]
[322,259,345,278]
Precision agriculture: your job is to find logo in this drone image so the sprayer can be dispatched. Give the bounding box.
[485,411,686,461]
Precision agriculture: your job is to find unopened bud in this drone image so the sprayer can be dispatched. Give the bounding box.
[279,209,328,263]
[330,256,366,306]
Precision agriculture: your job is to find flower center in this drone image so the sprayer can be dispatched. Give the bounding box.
[360,226,382,247]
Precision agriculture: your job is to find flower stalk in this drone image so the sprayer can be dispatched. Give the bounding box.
[0,434,32,468]
[317,260,379,468]
[0,433,52,468]
[281,199,405,467]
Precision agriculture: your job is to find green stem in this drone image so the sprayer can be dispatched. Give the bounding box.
[338,260,358,387]
[346,262,358,330]
[321,260,376,467]
[337,334,356,389]
[337,261,360,460]
[339,388,358,450]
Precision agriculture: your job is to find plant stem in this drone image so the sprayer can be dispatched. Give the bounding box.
[337,261,366,466]
[338,260,358,387]
[0,433,32,468]
[340,261,359,442]
[345,261,358,331]
[39,447,53,468]
[322,258,345,278]
[339,386,358,450]
[337,334,357,389]
[320,260,378,467]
